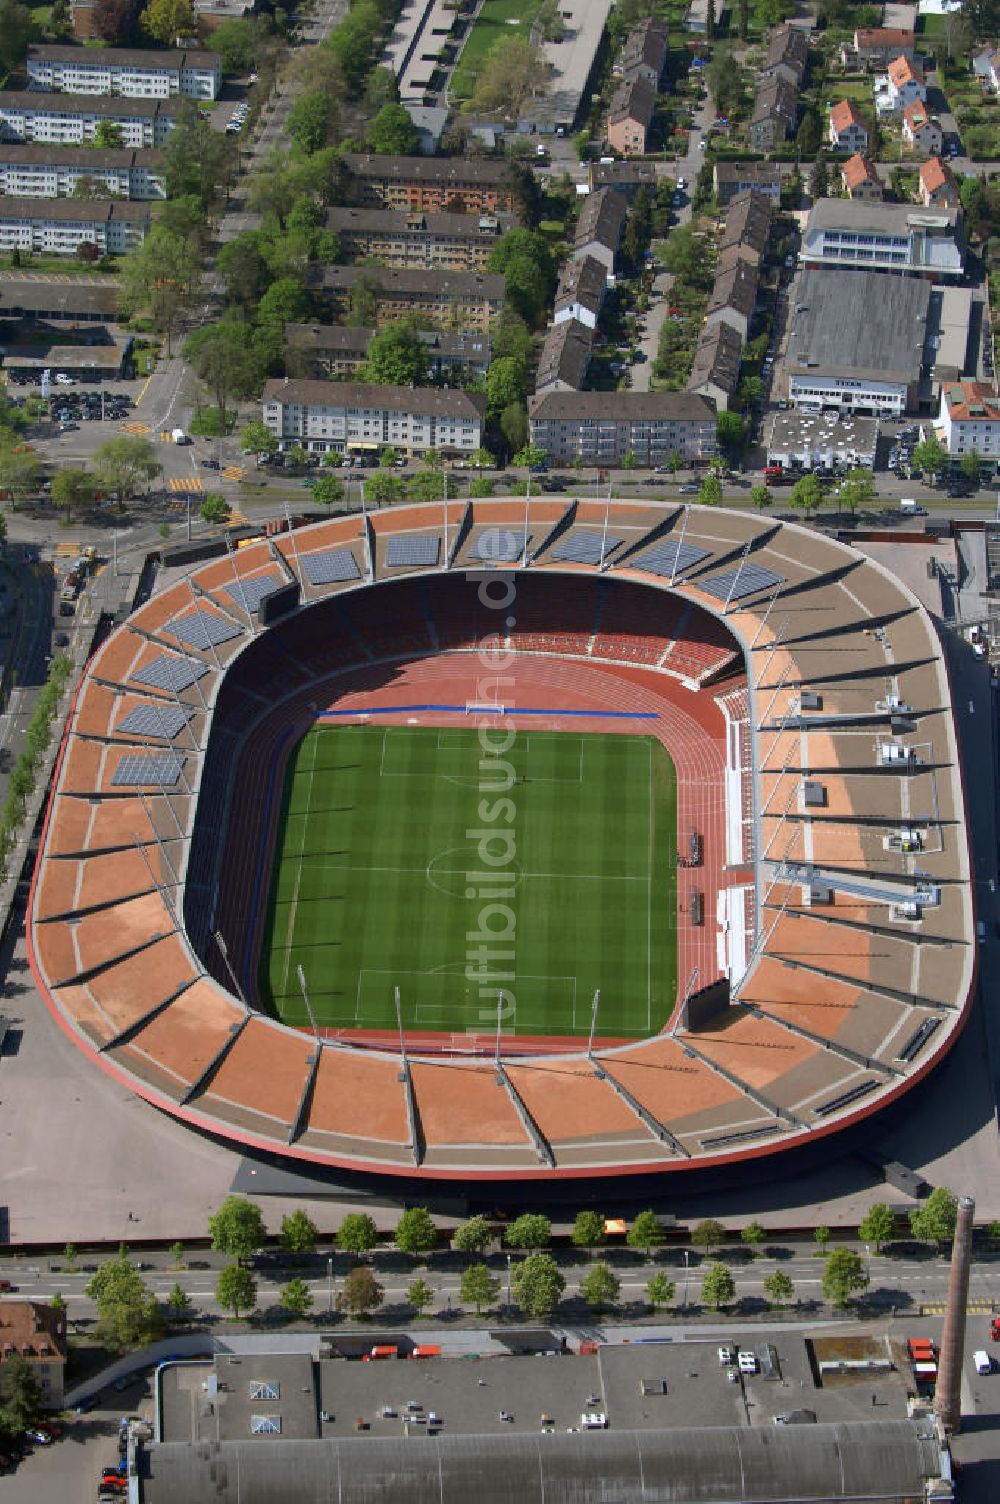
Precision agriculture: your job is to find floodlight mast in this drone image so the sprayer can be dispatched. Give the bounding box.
[214,929,250,1012]
[297,964,322,1045]
[587,989,604,1078]
[394,985,408,1082]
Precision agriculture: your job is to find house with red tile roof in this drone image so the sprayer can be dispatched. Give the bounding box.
[919,155,959,208]
[828,99,869,153]
[902,100,942,156]
[848,26,916,69]
[0,1302,67,1408]
[939,380,1000,465]
[841,153,883,202]
[881,54,926,112]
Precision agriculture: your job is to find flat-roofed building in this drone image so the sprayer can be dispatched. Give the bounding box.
[801,198,963,278]
[305,266,505,331]
[284,324,491,383]
[0,1302,67,1409]
[841,153,884,201]
[0,144,165,200]
[938,379,1000,464]
[784,267,931,417]
[554,253,607,328]
[528,390,716,465]
[0,92,183,147]
[342,153,518,216]
[766,409,879,468]
[688,320,743,411]
[262,379,486,457]
[574,187,627,273]
[26,44,221,99]
[607,74,657,156]
[535,319,592,393]
[0,197,149,255]
[324,206,511,271]
[714,160,781,207]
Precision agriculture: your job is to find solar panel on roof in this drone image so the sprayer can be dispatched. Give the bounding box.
[110,752,184,788]
[117,703,190,739]
[386,534,441,568]
[698,562,783,602]
[224,573,285,612]
[131,655,208,692]
[302,549,362,587]
[472,528,530,564]
[552,530,623,566]
[636,540,710,577]
[168,609,241,650]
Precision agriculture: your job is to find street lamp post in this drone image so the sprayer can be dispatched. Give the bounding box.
[683,1249,690,1311]
[327,1256,333,1316]
[506,1253,512,1316]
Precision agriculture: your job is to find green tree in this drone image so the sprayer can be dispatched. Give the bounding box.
[378,446,400,469]
[500,400,528,455]
[169,1241,186,1269]
[698,473,723,507]
[662,223,715,288]
[796,109,820,157]
[0,445,42,508]
[763,1270,795,1308]
[579,1261,620,1311]
[859,1203,896,1254]
[257,277,311,329]
[337,1212,378,1258]
[459,1261,500,1315]
[814,1225,830,1254]
[913,436,947,478]
[838,466,875,516]
[199,493,231,525]
[502,157,544,230]
[93,120,125,150]
[241,419,278,462]
[183,319,260,427]
[366,101,420,154]
[470,474,495,498]
[504,1212,551,1250]
[407,1277,434,1316]
[408,468,445,503]
[394,1206,438,1257]
[367,471,405,507]
[468,34,551,118]
[470,446,495,469]
[162,98,236,209]
[741,1221,765,1257]
[141,0,195,42]
[810,151,829,201]
[216,1262,258,1319]
[646,1272,675,1311]
[49,1292,66,1317]
[365,64,399,112]
[339,1264,384,1317]
[488,229,555,327]
[626,1210,664,1254]
[311,473,344,509]
[790,473,823,516]
[166,1282,192,1322]
[512,442,547,470]
[218,232,271,312]
[572,1210,606,1259]
[749,482,771,511]
[961,449,983,484]
[280,1209,319,1257]
[700,1261,736,1311]
[822,1246,869,1307]
[0,1353,41,1436]
[86,1258,163,1352]
[510,1251,565,1318]
[485,355,527,416]
[717,411,747,451]
[119,222,201,352]
[909,1187,958,1249]
[92,435,160,503]
[453,1215,492,1256]
[208,1196,267,1264]
[359,322,430,386]
[288,89,339,155]
[691,1218,726,1254]
[211,15,270,72]
[279,1276,315,1318]
[0,0,32,75]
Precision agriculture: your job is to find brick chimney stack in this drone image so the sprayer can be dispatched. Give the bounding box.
[933,1193,975,1434]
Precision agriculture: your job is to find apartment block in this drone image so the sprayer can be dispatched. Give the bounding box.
[305,266,505,332]
[616,16,669,87]
[324,206,511,272]
[284,324,491,382]
[0,92,183,147]
[553,253,607,329]
[713,161,781,207]
[26,44,221,99]
[342,153,517,215]
[528,391,716,465]
[574,187,627,273]
[0,144,165,200]
[938,380,1000,462]
[0,1303,67,1409]
[0,197,150,255]
[262,379,487,457]
[607,74,657,156]
[801,198,963,278]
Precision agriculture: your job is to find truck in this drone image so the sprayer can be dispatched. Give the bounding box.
[973,1350,992,1375]
[171,428,191,445]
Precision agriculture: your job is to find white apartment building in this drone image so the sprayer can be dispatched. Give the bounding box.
[26,45,221,100]
[0,145,165,199]
[261,380,487,457]
[937,381,1000,465]
[527,391,717,466]
[0,93,183,147]
[801,198,964,278]
[0,198,150,255]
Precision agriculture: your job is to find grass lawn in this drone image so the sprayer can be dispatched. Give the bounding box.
[450,0,539,100]
[259,724,678,1038]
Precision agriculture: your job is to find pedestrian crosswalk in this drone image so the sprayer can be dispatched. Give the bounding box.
[167,477,204,494]
[221,465,247,482]
[120,420,150,435]
[158,430,175,443]
[55,542,79,557]
[920,1301,996,1316]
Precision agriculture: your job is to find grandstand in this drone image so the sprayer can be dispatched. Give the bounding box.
[26,500,975,1182]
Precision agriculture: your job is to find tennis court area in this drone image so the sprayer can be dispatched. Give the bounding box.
[259,724,677,1039]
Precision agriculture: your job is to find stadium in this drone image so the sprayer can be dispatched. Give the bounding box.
[27,499,976,1182]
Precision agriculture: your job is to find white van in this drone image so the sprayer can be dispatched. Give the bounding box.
[973,1350,992,1375]
[899,497,918,514]
[171,428,191,445]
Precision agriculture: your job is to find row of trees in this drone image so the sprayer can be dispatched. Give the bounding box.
[0,651,73,882]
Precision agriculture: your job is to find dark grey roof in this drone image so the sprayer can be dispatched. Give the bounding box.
[535,319,592,391]
[752,74,799,126]
[575,188,627,253]
[587,160,658,192]
[621,16,669,78]
[325,206,511,238]
[762,22,810,74]
[0,197,150,223]
[0,279,118,316]
[554,253,607,316]
[721,191,771,254]
[714,161,781,187]
[307,266,506,301]
[609,74,657,128]
[343,153,512,186]
[0,91,185,118]
[0,144,163,169]
[27,43,219,68]
[787,267,931,384]
[689,320,744,396]
[708,259,759,320]
[262,379,486,421]
[141,1420,948,1504]
[529,390,715,422]
[285,324,490,363]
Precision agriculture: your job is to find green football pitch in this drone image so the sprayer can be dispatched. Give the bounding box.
[258,724,677,1039]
